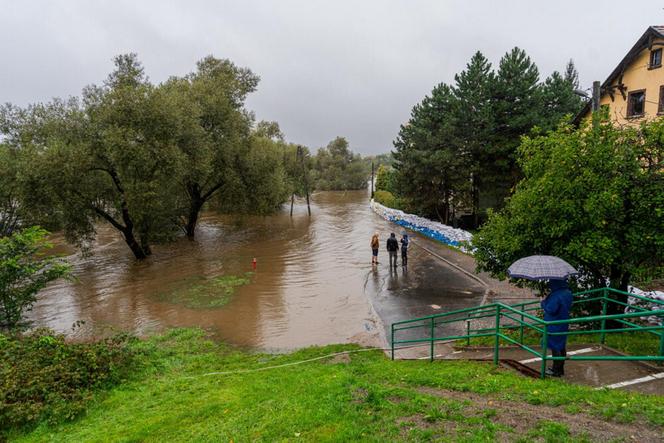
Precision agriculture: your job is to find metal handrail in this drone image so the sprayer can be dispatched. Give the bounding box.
[390,287,664,378]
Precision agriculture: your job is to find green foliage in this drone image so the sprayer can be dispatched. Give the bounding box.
[281,143,314,199]
[0,144,22,237]
[214,136,290,215]
[156,273,253,309]
[10,329,664,441]
[1,54,289,255]
[254,120,284,141]
[373,190,403,210]
[0,329,138,434]
[393,49,583,227]
[160,56,275,237]
[374,164,397,194]
[394,82,470,223]
[313,137,369,190]
[0,227,70,330]
[540,61,584,130]
[364,152,393,169]
[474,117,664,294]
[2,54,184,259]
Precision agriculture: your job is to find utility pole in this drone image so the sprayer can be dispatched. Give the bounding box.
[592,80,601,128]
[591,81,601,112]
[370,161,375,199]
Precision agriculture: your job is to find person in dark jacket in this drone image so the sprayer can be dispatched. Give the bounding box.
[541,279,573,377]
[386,233,399,268]
[400,233,409,266]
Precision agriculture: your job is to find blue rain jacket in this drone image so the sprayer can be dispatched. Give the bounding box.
[541,279,573,351]
[400,235,409,252]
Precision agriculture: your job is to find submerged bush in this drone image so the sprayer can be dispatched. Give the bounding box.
[0,329,139,434]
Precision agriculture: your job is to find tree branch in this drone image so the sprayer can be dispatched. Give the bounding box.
[90,205,126,232]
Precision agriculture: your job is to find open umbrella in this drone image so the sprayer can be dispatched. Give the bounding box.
[507,255,578,281]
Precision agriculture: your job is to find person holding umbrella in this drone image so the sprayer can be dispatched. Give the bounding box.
[541,279,573,377]
[507,255,578,377]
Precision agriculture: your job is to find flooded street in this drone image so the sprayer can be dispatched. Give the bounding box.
[29,190,484,350]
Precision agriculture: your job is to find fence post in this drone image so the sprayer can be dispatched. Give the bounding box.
[541,328,548,379]
[600,291,608,346]
[519,311,524,345]
[659,330,664,366]
[466,317,471,347]
[430,317,435,362]
[391,324,395,361]
[493,305,501,366]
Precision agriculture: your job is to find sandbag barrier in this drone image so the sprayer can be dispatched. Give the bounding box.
[369,200,473,252]
[370,199,662,319]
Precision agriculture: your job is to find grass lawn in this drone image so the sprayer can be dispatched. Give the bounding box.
[468,327,662,357]
[10,329,664,442]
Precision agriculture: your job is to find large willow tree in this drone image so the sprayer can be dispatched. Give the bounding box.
[1,55,183,259]
[0,54,289,258]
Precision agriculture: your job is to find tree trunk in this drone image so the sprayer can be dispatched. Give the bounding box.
[121,228,149,260]
[185,198,204,238]
[290,194,294,217]
[472,183,480,229]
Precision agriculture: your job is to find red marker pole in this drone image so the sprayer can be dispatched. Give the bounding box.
[252,258,257,270]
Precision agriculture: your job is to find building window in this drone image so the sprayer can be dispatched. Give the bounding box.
[650,48,662,69]
[659,86,664,114]
[627,90,646,117]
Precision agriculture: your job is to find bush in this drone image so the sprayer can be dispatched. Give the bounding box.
[0,329,139,434]
[0,227,70,330]
[373,190,402,210]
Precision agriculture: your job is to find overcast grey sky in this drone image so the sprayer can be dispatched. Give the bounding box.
[1,1,662,154]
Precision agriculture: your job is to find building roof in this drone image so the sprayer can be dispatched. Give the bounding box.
[574,26,664,124]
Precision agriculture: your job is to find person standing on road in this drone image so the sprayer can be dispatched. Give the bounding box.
[370,232,380,265]
[541,279,573,377]
[386,232,399,269]
[400,233,409,266]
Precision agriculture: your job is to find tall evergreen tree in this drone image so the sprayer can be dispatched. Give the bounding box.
[393,84,467,223]
[392,49,585,228]
[564,59,580,89]
[492,47,541,191]
[540,72,584,129]
[452,51,495,225]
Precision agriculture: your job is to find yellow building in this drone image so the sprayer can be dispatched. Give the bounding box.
[576,26,664,125]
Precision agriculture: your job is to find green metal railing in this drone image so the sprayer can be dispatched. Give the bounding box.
[390,288,664,378]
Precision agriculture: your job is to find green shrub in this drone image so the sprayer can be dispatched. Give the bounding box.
[0,227,70,330]
[373,190,402,210]
[0,329,139,434]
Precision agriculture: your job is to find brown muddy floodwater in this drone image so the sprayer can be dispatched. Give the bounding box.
[29,190,485,351]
